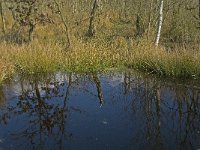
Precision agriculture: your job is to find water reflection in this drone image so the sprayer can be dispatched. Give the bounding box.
[92,74,104,106]
[0,86,5,105]
[0,72,200,150]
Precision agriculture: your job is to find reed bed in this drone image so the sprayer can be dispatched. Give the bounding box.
[64,39,128,72]
[129,44,200,78]
[0,41,65,74]
[0,39,199,84]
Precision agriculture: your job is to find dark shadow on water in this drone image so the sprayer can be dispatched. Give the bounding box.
[0,71,200,150]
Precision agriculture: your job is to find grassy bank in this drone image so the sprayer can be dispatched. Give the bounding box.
[0,39,200,84]
[0,40,127,74]
[0,58,14,84]
[128,45,200,78]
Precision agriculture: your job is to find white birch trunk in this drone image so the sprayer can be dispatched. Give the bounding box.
[155,0,164,46]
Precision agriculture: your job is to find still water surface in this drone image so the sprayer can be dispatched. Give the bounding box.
[0,72,200,150]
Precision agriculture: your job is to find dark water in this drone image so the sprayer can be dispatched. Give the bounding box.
[0,72,200,150]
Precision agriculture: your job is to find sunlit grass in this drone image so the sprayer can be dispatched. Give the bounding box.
[0,58,14,84]
[0,38,199,84]
[128,44,200,78]
[10,42,65,74]
[64,39,128,72]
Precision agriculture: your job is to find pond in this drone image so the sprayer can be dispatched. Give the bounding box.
[0,71,200,150]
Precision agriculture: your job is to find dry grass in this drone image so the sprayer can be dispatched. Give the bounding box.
[0,41,65,74]
[128,44,200,78]
[0,38,199,84]
[0,58,14,84]
[64,39,129,72]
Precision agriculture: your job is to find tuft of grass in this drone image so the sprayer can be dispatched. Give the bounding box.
[0,58,14,84]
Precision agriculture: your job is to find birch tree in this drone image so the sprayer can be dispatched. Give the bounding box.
[155,0,164,46]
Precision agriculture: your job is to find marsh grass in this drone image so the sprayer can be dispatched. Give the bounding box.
[0,58,14,84]
[64,39,129,72]
[129,44,200,78]
[0,38,199,83]
[0,41,65,74]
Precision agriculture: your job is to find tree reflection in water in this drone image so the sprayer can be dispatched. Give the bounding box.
[0,74,73,149]
[0,72,199,150]
[122,73,200,150]
[0,86,6,106]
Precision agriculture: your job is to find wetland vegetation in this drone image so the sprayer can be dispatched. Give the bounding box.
[0,0,200,84]
[0,1,200,149]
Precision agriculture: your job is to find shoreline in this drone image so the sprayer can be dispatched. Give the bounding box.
[0,42,199,84]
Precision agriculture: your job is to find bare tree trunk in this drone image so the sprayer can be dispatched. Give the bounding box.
[54,0,71,49]
[0,0,6,34]
[28,23,35,42]
[155,0,164,46]
[123,0,128,19]
[147,0,154,40]
[87,0,98,37]
[199,0,200,26]
[135,2,144,38]
[135,14,144,38]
